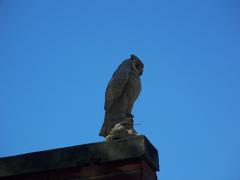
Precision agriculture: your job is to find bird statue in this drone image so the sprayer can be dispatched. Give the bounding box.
[99,54,144,140]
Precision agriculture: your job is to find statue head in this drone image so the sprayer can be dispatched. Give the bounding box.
[112,54,144,78]
[130,54,144,76]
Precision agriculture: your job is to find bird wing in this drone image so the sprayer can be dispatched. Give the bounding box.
[104,66,130,111]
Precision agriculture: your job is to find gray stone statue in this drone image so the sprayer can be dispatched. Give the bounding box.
[99,55,144,140]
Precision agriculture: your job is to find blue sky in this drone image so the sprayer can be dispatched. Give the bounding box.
[0,0,240,179]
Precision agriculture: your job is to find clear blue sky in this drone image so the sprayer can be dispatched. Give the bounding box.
[0,0,240,179]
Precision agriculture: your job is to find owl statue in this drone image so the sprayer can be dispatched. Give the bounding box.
[99,55,144,140]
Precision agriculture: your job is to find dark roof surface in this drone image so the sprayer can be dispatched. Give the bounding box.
[0,136,159,177]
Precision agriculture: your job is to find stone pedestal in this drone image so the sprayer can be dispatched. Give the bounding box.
[0,136,159,180]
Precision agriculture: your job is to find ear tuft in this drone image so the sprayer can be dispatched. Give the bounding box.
[130,54,136,60]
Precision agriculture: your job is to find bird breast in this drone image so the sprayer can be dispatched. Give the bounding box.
[125,73,141,101]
